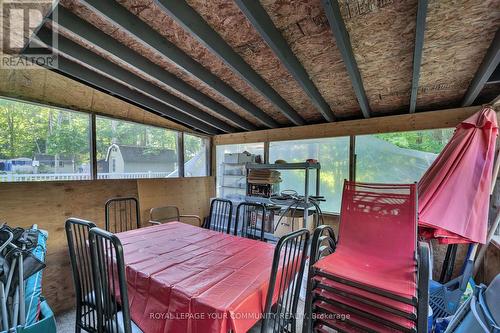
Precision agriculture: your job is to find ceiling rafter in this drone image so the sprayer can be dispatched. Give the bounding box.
[36,27,236,133]
[55,6,257,131]
[22,49,218,134]
[153,0,305,126]
[409,0,428,114]
[321,0,371,119]
[80,0,279,129]
[462,28,500,107]
[234,0,336,122]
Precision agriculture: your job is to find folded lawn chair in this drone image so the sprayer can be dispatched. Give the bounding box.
[0,224,54,333]
[304,181,430,333]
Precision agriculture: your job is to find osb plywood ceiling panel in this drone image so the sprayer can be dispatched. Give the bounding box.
[59,0,271,127]
[118,0,291,124]
[340,0,418,114]
[36,0,500,132]
[260,0,363,118]
[185,0,324,122]
[418,0,500,110]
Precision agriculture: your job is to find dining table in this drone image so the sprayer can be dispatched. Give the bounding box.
[115,221,278,333]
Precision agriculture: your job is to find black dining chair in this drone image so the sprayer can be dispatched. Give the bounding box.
[235,202,266,241]
[302,225,337,333]
[89,227,142,333]
[65,218,98,333]
[205,198,234,234]
[261,229,310,333]
[104,197,140,233]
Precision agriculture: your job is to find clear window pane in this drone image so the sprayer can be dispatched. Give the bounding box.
[96,116,178,179]
[0,98,91,182]
[269,137,349,213]
[184,133,209,177]
[216,143,264,200]
[355,128,454,183]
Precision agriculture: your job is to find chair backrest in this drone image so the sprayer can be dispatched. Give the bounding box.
[149,206,180,224]
[105,197,140,233]
[89,227,132,333]
[310,225,336,266]
[262,229,310,333]
[338,181,417,261]
[65,218,98,332]
[207,198,233,234]
[236,202,266,241]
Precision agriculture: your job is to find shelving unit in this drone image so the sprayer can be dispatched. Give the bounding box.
[245,161,321,229]
[218,162,247,201]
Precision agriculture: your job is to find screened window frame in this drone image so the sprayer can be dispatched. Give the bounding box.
[0,96,212,182]
[214,127,453,214]
[182,132,211,178]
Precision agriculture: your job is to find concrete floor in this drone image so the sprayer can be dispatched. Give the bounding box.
[55,310,78,333]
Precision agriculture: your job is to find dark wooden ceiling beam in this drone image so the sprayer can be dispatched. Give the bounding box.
[80,0,279,129]
[321,0,371,118]
[409,0,428,113]
[234,0,335,122]
[36,27,236,133]
[22,51,218,134]
[55,6,257,131]
[462,28,500,107]
[153,0,305,126]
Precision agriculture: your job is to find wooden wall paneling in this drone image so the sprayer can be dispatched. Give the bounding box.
[214,105,481,145]
[136,177,216,227]
[0,180,139,314]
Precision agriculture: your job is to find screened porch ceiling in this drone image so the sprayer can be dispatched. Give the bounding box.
[22,0,500,135]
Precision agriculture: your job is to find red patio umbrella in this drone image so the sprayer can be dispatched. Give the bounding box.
[418,106,498,244]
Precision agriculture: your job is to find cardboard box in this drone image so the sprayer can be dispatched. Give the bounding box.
[273,210,316,238]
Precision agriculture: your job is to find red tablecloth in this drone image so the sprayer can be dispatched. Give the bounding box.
[115,222,276,333]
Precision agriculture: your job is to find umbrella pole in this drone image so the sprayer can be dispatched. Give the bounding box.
[473,149,500,276]
[18,245,25,326]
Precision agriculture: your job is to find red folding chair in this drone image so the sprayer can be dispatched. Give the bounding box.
[304,181,430,333]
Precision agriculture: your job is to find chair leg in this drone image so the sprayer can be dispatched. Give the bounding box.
[417,242,430,333]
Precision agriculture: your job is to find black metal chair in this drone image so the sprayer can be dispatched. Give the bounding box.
[261,229,310,333]
[105,197,140,233]
[303,225,337,333]
[235,202,266,241]
[89,227,142,333]
[205,198,233,234]
[65,218,98,333]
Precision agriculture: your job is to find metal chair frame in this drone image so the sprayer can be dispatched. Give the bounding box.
[104,197,140,233]
[149,205,202,226]
[89,227,133,333]
[304,227,430,333]
[261,229,310,333]
[235,202,266,241]
[65,218,98,333]
[205,198,233,234]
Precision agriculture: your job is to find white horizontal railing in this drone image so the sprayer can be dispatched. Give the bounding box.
[0,171,174,182]
[97,172,173,179]
[0,173,91,182]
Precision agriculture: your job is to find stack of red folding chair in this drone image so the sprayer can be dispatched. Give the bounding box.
[304,181,430,333]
